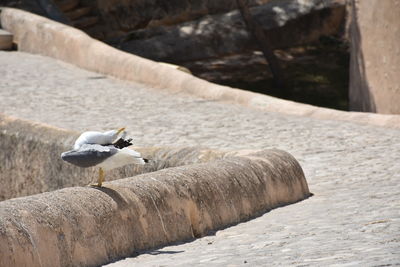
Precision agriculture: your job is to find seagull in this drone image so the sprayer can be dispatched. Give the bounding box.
[61,128,148,187]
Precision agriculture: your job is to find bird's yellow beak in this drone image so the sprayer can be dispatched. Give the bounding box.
[117,127,125,134]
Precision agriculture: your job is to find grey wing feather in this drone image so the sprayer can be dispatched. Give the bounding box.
[61,144,118,168]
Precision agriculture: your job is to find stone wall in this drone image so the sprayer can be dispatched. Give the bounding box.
[95,0,271,35]
[117,1,346,62]
[349,0,400,114]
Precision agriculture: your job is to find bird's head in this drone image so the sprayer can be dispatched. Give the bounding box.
[104,127,126,143]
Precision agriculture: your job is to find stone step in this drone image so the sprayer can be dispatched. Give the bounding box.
[0,29,13,50]
[65,6,92,20]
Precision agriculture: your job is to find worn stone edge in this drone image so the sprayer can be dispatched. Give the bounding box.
[1,7,398,129]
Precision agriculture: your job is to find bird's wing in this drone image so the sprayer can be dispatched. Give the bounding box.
[61,144,118,168]
[74,131,103,149]
[79,144,115,152]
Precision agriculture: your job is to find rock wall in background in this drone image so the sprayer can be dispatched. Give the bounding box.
[115,1,346,62]
[349,0,400,114]
[95,0,270,36]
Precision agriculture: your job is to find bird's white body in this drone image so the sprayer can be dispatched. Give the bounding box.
[74,130,124,150]
[97,147,145,171]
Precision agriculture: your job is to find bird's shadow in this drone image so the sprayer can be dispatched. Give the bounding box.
[89,185,129,209]
[143,249,184,255]
[105,248,184,265]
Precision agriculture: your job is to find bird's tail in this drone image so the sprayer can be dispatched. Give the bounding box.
[121,148,147,165]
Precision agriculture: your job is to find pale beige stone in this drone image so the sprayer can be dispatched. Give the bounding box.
[349,0,400,114]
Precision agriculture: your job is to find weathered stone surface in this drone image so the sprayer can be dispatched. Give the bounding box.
[349,0,400,114]
[0,114,78,200]
[0,147,309,267]
[117,0,346,62]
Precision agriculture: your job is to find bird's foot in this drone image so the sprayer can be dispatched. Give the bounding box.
[87,182,102,187]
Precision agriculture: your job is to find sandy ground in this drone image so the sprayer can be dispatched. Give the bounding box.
[1,51,399,266]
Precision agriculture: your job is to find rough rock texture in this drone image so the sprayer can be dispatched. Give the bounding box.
[349,0,400,114]
[0,148,310,267]
[117,0,346,62]
[1,8,399,128]
[0,0,270,40]
[96,0,271,37]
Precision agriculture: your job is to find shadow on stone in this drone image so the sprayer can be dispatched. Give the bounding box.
[144,249,185,255]
[89,185,129,209]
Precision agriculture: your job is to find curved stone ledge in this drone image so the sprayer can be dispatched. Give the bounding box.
[0,148,310,267]
[1,8,399,128]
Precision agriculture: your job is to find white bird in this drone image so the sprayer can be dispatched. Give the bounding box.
[61,128,147,187]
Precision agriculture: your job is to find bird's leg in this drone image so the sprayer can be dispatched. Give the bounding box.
[97,167,105,187]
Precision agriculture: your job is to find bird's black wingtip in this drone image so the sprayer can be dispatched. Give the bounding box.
[113,138,134,149]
